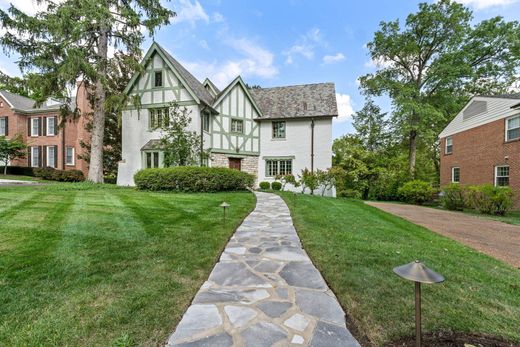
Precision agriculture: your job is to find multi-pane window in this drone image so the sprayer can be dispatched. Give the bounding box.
[231,119,244,133]
[272,121,286,139]
[506,116,520,141]
[445,136,453,154]
[31,147,40,167]
[0,117,6,136]
[149,108,169,129]
[47,117,56,136]
[266,159,292,177]
[145,151,161,168]
[495,165,509,186]
[47,146,56,168]
[154,71,163,87]
[31,118,40,137]
[452,167,460,183]
[202,113,210,132]
[66,147,75,166]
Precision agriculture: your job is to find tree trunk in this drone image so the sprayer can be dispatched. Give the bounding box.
[408,129,417,179]
[88,27,108,183]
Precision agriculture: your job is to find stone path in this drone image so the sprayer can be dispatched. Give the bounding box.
[0,179,39,186]
[167,192,360,347]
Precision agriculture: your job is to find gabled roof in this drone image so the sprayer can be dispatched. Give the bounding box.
[202,78,220,97]
[479,92,520,100]
[123,42,214,107]
[249,83,338,119]
[0,89,68,113]
[212,76,263,117]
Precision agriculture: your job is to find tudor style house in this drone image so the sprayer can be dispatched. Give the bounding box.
[439,93,520,206]
[117,42,337,194]
[0,85,91,175]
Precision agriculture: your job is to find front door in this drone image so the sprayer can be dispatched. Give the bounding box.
[229,158,241,171]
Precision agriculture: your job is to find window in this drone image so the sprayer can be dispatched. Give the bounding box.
[154,71,163,87]
[66,147,75,166]
[149,108,169,129]
[506,116,520,141]
[145,151,161,168]
[266,159,292,177]
[47,117,56,136]
[231,119,244,133]
[202,113,210,132]
[0,117,6,136]
[31,147,40,167]
[31,118,40,137]
[47,146,56,168]
[495,165,509,186]
[272,121,286,139]
[445,136,453,154]
[452,167,460,183]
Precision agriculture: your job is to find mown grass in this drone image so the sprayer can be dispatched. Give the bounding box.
[0,183,255,346]
[280,193,520,346]
[0,174,41,181]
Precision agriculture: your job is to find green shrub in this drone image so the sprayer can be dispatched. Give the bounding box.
[337,189,362,199]
[259,181,270,190]
[441,183,466,211]
[466,184,513,215]
[134,167,254,192]
[51,169,85,182]
[397,180,435,205]
[34,167,56,180]
[271,181,282,191]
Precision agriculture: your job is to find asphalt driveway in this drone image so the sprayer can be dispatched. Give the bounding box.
[366,201,520,268]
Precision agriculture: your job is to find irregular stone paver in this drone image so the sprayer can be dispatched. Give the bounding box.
[166,192,360,346]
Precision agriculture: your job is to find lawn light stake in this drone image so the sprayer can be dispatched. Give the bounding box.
[220,202,230,226]
[393,260,445,347]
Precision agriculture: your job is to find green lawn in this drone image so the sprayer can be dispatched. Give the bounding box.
[449,208,520,226]
[0,174,41,181]
[280,193,520,346]
[0,183,255,346]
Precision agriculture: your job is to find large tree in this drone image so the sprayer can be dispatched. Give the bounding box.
[352,99,389,152]
[360,0,519,177]
[0,0,174,182]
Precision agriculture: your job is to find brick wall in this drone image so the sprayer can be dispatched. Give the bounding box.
[440,117,520,208]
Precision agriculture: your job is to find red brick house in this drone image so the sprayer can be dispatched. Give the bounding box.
[439,93,520,207]
[0,84,91,176]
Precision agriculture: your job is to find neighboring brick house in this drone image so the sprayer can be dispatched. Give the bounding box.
[439,93,520,207]
[0,84,91,176]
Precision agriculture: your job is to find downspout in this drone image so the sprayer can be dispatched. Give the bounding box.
[62,118,66,170]
[311,118,315,173]
[200,106,208,166]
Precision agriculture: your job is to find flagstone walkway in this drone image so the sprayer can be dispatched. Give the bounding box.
[166,192,360,347]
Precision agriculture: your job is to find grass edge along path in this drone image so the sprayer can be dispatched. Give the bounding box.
[279,192,520,347]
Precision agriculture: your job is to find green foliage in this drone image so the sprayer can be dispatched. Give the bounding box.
[466,184,513,216]
[259,181,271,190]
[299,169,318,195]
[352,99,389,152]
[0,135,27,175]
[397,180,435,205]
[276,174,300,191]
[315,168,335,196]
[271,181,282,191]
[134,167,254,192]
[33,167,56,180]
[441,183,466,211]
[337,189,362,199]
[53,169,85,182]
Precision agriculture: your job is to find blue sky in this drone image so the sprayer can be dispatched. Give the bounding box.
[1,0,519,138]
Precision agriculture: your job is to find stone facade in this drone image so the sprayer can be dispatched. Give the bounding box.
[210,152,259,180]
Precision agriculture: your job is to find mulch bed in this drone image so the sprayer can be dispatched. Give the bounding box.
[386,331,520,347]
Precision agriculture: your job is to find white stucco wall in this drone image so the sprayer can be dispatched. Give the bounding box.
[257,117,335,196]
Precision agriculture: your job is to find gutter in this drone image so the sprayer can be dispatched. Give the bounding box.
[311,118,315,173]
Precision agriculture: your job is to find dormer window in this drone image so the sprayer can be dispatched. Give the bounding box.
[506,115,520,141]
[154,71,163,88]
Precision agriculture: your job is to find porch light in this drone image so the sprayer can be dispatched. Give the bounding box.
[393,260,445,347]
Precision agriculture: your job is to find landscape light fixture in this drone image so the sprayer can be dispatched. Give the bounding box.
[393,260,445,347]
[220,202,230,226]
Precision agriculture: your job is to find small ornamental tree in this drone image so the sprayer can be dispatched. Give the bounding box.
[0,135,27,174]
[158,103,207,167]
[316,168,336,197]
[300,169,319,195]
[277,174,299,191]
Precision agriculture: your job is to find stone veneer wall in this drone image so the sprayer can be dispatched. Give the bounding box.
[211,153,259,182]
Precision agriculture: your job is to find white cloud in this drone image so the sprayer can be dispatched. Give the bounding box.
[173,0,209,25]
[199,39,209,50]
[211,12,225,23]
[335,93,354,123]
[364,57,393,69]
[322,53,345,64]
[455,0,518,9]
[283,27,325,65]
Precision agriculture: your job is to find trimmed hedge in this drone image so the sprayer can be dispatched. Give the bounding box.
[3,166,35,176]
[397,180,436,205]
[259,181,270,190]
[34,167,84,182]
[134,167,255,192]
[271,181,282,191]
[466,184,513,216]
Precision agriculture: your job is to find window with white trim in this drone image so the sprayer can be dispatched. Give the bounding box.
[66,147,75,166]
[272,121,286,139]
[0,117,6,136]
[149,108,169,129]
[47,117,56,136]
[445,136,453,154]
[506,116,520,141]
[231,119,243,133]
[31,147,40,167]
[266,159,292,177]
[31,118,40,137]
[47,146,56,168]
[451,167,460,183]
[495,165,509,186]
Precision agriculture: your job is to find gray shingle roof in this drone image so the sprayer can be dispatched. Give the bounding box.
[479,92,520,99]
[155,44,214,106]
[141,139,163,151]
[249,83,338,119]
[0,89,67,113]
